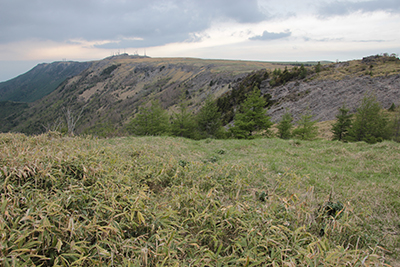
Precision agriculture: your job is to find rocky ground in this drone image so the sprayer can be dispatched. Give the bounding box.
[263,74,400,123]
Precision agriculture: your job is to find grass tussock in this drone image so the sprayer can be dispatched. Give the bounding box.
[1,132,399,266]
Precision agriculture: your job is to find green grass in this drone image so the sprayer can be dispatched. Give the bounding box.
[1,133,399,266]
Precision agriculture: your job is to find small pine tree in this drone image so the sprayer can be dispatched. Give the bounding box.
[127,100,170,136]
[170,97,197,139]
[347,94,389,144]
[392,107,400,142]
[230,87,272,139]
[196,97,223,139]
[331,104,353,141]
[277,110,293,139]
[315,62,322,73]
[299,64,307,79]
[388,103,396,112]
[292,110,318,140]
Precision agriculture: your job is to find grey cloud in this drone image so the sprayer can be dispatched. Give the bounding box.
[303,37,344,42]
[249,30,292,41]
[0,0,269,48]
[318,0,400,17]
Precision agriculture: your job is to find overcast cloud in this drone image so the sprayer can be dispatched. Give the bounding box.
[250,30,292,41]
[318,0,400,17]
[0,0,399,81]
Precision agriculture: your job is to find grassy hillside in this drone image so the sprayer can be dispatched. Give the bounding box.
[1,133,399,266]
[0,61,91,103]
[0,101,29,132]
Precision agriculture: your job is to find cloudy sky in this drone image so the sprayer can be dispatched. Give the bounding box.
[0,0,399,81]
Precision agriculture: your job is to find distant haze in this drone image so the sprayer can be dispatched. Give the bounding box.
[1,0,399,82]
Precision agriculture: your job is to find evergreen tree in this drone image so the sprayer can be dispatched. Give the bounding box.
[299,64,307,79]
[170,97,197,139]
[196,97,224,139]
[315,62,322,73]
[127,100,170,136]
[230,87,272,139]
[347,94,389,144]
[392,107,400,142]
[331,104,352,141]
[292,109,318,140]
[277,110,293,139]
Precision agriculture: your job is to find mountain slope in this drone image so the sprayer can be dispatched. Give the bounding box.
[4,55,287,135]
[0,61,92,102]
[265,55,400,122]
[2,54,399,136]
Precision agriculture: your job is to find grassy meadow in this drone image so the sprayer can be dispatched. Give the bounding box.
[1,132,400,266]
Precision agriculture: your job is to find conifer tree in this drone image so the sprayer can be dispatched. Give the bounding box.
[196,97,224,139]
[347,94,389,144]
[128,100,170,136]
[392,107,400,142]
[170,96,197,139]
[315,62,322,73]
[331,104,352,141]
[277,110,293,139]
[299,64,307,79]
[230,87,272,139]
[292,109,318,140]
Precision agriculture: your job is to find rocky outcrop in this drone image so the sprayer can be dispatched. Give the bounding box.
[264,74,400,123]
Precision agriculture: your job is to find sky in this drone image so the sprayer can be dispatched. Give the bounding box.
[0,0,399,82]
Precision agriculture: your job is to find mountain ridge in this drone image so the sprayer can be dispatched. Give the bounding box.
[1,54,399,136]
[0,61,92,102]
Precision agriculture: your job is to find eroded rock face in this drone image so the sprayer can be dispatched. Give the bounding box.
[263,74,400,123]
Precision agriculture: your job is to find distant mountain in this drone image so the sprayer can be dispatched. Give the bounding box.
[0,61,92,102]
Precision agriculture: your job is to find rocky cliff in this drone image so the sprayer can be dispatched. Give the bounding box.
[265,74,400,123]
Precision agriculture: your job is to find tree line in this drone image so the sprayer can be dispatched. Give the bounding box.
[126,87,273,140]
[127,89,400,144]
[331,95,400,144]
